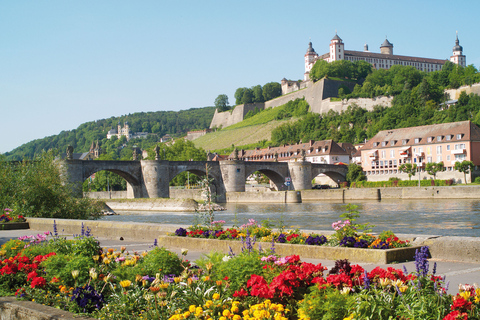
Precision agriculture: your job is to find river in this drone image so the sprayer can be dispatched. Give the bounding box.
[99,199,480,237]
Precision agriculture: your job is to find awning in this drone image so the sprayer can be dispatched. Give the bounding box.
[399,146,411,152]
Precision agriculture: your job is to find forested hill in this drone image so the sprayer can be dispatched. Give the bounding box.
[5,107,216,160]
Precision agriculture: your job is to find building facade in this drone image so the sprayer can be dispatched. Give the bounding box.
[228,140,351,164]
[107,122,149,141]
[360,121,480,183]
[304,33,466,80]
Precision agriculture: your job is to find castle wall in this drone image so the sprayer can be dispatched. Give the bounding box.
[210,79,392,129]
[209,103,265,129]
[445,83,480,100]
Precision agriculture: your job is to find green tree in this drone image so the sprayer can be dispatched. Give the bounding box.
[252,85,264,103]
[214,94,230,112]
[262,82,282,101]
[242,88,254,104]
[234,88,246,105]
[346,163,366,183]
[425,162,444,182]
[399,163,417,180]
[454,160,474,184]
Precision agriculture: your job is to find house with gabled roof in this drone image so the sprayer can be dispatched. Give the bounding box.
[360,120,480,183]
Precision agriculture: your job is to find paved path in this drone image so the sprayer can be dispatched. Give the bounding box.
[2,229,479,295]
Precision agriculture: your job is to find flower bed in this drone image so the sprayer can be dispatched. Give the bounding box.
[0,208,28,230]
[1,224,479,320]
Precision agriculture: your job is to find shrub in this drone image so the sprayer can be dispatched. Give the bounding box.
[129,247,184,278]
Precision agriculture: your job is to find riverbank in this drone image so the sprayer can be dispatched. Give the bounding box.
[24,218,480,263]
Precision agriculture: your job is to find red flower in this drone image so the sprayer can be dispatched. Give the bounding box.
[30,276,46,289]
[233,288,248,297]
[451,296,472,311]
[223,276,229,281]
[326,273,353,288]
[27,271,38,281]
[443,310,468,320]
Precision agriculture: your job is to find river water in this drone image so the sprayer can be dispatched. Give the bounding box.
[99,199,480,237]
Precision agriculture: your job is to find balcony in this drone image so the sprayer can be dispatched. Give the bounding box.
[451,148,466,155]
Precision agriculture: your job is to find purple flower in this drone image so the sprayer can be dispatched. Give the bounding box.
[175,228,187,237]
[414,246,430,277]
[277,234,286,243]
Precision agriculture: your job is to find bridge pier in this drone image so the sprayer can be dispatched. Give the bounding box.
[140,160,170,198]
[288,161,312,190]
[219,160,246,193]
[58,159,84,197]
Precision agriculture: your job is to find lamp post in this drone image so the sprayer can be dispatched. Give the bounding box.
[418,166,421,187]
[163,148,166,160]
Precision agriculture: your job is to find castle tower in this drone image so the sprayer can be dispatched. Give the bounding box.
[94,140,101,158]
[304,41,319,80]
[117,122,122,139]
[364,43,369,52]
[329,32,344,62]
[124,121,130,141]
[380,38,393,55]
[450,32,466,67]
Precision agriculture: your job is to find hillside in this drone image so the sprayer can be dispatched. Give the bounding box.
[193,119,295,152]
[5,107,215,160]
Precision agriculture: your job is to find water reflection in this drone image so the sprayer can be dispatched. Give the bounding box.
[100,199,480,237]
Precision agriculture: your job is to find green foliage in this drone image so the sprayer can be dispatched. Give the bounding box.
[215,251,264,293]
[41,254,95,287]
[0,152,103,219]
[310,59,373,82]
[455,160,475,184]
[214,94,230,112]
[129,247,184,278]
[346,163,366,183]
[299,286,355,319]
[351,179,454,188]
[399,163,418,180]
[262,82,282,101]
[425,162,444,180]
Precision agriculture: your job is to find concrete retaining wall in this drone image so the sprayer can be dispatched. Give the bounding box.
[0,297,94,320]
[84,191,127,199]
[157,236,421,264]
[301,186,480,201]
[225,191,301,203]
[105,199,198,211]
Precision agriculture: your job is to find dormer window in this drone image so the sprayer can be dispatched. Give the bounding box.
[390,140,396,146]
[324,146,329,151]
[381,141,387,147]
[402,139,409,145]
[457,133,463,140]
[414,138,420,144]
[427,137,433,143]
[446,135,452,141]
[437,136,443,142]
[373,142,378,147]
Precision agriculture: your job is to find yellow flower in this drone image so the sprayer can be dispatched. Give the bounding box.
[135,274,143,282]
[174,277,181,283]
[212,293,220,300]
[343,315,355,320]
[183,311,191,318]
[159,282,169,289]
[204,300,213,309]
[460,291,471,300]
[222,309,231,317]
[195,307,203,315]
[233,315,241,320]
[399,285,409,293]
[231,305,239,313]
[189,305,196,313]
[120,280,132,288]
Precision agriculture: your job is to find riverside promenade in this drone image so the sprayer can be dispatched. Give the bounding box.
[1,219,480,295]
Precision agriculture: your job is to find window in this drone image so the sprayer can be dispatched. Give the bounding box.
[437,146,442,154]
[393,160,397,166]
[427,157,432,163]
[390,140,396,146]
[455,154,466,161]
[427,137,433,143]
[447,155,451,161]
[455,144,466,150]
[381,141,387,147]
[447,145,450,151]
[414,138,420,144]
[381,150,386,159]
[437,155,442,162]
[390,150,395,158]
[457,134,463,140]
[446,135,452,141]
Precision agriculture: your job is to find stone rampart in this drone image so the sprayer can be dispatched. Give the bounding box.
[84,191,127,199]
[445,82,480,100]
[209,103,265,129]
[105,198,198,211]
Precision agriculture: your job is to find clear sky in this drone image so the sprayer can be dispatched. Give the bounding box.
[1,0,479,154]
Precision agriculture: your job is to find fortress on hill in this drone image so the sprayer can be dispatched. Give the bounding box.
[210,32,467,130]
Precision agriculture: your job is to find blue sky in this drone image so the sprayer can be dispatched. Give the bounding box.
[1,0,479,154]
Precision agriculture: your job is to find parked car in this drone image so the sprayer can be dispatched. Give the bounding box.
[312,184,330,189]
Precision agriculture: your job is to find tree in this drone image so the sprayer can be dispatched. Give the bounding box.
[454,160,474,184]
[346,163,366,183]
[214,94,230,112]
[399,163,417,180]
[262,82,282,101]
[425,162,444,182]
[242,88,254,104]
[252,85,264,103]
[234,88,246,105]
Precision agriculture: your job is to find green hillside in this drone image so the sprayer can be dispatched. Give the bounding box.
[5,107,215,160]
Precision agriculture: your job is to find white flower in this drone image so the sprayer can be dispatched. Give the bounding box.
[181,248,188,256]
[222,255,231,262]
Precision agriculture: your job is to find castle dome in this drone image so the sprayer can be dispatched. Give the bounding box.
[453,34,463,52]
[306,42,315,53]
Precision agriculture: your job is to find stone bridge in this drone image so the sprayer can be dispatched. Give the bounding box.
[60,159,347,202]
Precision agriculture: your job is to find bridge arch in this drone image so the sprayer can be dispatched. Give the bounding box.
[244,166,286,191]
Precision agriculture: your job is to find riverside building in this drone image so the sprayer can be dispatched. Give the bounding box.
[360,121,480,183]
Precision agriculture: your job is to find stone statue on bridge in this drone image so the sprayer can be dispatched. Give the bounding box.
[154,145,160,160]
[66,146,74,160]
